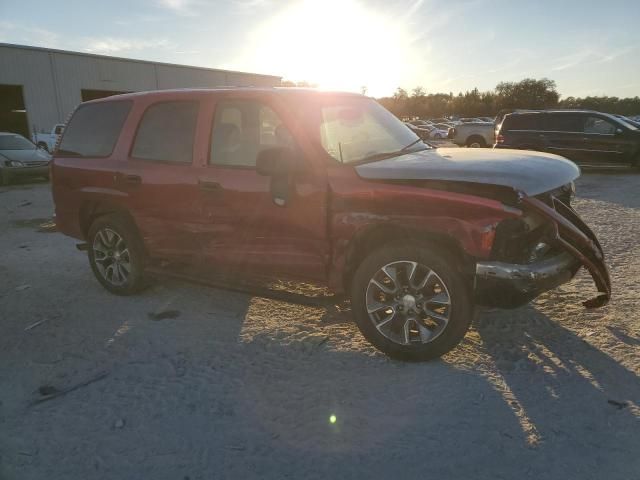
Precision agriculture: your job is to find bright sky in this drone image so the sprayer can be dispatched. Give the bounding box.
[1,0,639,98]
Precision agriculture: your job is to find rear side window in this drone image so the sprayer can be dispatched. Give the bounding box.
[503,114,540,131]
[131,101,198,163]
[544,114,584,133]
[58,101,132,157]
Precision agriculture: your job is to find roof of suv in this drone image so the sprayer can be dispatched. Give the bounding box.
[502,109,631,125]
[505,109,617,116]
[83,87,366,104]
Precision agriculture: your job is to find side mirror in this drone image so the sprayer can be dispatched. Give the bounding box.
[256,146,302,207]
[256,146,298,177]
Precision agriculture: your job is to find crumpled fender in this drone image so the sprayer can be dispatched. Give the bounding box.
[522,195,611,308]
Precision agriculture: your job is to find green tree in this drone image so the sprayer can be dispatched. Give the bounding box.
[495,78,559,110]
[375,78,639,120]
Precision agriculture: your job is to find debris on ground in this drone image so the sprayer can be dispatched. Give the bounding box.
[37,220,57,233]
[38,385,59,396]
[24,318,48,331]
[30,371,109,406]
[148,309,181,321]
[607,399,629,409]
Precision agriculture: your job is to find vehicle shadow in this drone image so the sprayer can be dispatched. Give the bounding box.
[5,257,639,479]
[473,304,639,444]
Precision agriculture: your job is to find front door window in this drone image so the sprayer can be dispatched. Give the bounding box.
[209,100,293,167]
[584,116,616,135]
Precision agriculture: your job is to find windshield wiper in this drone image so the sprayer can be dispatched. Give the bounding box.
[400,138,424,151]
[353,139,428,165]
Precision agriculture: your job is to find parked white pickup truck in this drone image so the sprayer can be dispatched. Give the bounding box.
[447,121,495,148]
[33,124,65,152]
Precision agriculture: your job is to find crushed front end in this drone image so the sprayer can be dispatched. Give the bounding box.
[475,187,611,309]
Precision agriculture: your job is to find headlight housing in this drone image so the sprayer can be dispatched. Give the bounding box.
[561,181,576,202]
[5,160,25,167]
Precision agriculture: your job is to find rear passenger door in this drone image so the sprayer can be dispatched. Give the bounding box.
[119,98,205,260]
[543,113,587,162]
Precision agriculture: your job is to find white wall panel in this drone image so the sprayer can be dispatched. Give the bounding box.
[0,44,281,133]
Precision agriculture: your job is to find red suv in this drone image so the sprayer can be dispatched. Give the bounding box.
[52,89,611,361]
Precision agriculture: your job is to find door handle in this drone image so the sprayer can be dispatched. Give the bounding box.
[115,173,142,186]
[198,179,222,192]
[123,174,142,185]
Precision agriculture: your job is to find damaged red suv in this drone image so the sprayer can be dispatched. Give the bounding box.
[52,89,611,360]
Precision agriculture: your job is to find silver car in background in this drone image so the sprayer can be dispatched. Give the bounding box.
[0,132,51,186]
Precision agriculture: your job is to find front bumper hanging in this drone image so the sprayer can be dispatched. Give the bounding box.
[476,195,611,309]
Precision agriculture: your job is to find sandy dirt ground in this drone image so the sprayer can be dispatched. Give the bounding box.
[0,173,638,479]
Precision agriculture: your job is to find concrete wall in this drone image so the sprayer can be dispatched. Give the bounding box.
[0,43,281,134]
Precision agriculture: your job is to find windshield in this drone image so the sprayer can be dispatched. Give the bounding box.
[612,115,638,131]
[0,134,35,150]
[316,97,429,164]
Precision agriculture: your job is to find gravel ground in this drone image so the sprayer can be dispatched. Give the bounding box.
[0,174,638,479]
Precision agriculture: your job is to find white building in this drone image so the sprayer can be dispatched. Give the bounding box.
[0,43,281,138]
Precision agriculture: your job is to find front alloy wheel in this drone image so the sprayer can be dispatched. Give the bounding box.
[351,244,473,361]
[366,261,451,345]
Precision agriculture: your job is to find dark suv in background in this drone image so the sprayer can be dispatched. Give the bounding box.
[495,110,640,167]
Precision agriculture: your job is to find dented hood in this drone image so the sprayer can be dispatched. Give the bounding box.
[354,147,580,196]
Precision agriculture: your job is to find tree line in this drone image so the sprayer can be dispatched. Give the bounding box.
[375,78,640,119]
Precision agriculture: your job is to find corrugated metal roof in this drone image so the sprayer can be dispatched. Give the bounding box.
[0,42,281,80]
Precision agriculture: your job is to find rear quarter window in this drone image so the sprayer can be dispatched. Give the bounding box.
[58,101,132,157]
[502,114,540,131]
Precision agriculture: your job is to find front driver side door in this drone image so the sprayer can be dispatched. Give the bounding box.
[581,115,631,165]
[195,95,329,283]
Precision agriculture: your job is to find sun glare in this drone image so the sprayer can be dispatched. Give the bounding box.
[242,0,418,96]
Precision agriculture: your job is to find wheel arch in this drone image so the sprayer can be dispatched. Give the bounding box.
[465,134,487,147]
[340,223,474,293]
[79,200,140,240]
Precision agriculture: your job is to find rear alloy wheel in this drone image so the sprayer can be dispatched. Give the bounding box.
[88,214,147,295]
[466,136,486,148]
[351,244,473,361]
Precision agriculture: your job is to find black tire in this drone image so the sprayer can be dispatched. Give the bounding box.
[517,144,542,152]
[87,213,148,295]
[466,136,486,148]
[351,243,473,361]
